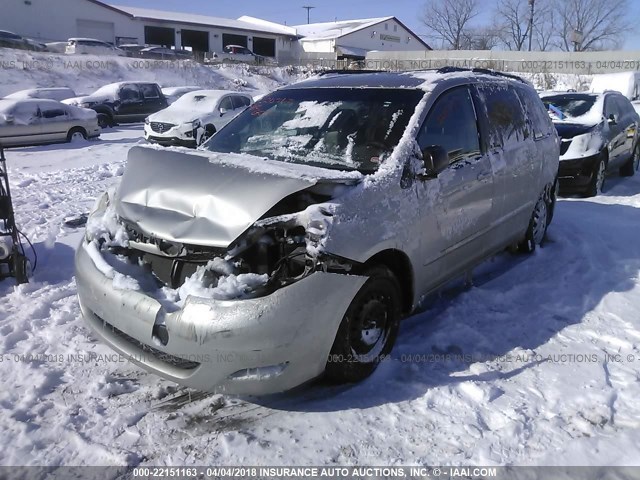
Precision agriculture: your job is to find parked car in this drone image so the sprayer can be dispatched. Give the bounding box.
[144,90,253,147]
[65,38,125,56]
[0,98,100,148]
[76,68,559,395]
[541,91,639,196]
[118,44,146,56]
[44,41,68,54]
[206,44,272,65]
[0,30,46,51]
[139,47,192,60]
[63,82,168,127]
[161,86,202,105]
[5,87,77,102]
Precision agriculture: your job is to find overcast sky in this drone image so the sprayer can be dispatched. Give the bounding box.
[110,0,640,50]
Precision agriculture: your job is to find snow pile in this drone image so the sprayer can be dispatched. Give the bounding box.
[0,49,307,98]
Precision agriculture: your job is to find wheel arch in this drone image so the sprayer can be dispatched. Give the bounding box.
[362,249,414,315]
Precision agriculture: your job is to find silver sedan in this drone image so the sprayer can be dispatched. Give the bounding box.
[0,98,100,148]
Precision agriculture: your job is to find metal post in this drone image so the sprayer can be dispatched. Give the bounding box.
[528,0,535,51]
[302,6,315,24]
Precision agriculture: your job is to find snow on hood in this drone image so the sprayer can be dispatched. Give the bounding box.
[115,146,361,248]
[149,90,228,124]
[63,82,124,105]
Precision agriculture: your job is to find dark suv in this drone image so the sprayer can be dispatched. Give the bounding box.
[541,91,640,196]
[62,82,168,128]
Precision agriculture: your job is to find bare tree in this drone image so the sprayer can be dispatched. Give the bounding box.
[532,0,557,51]
[421,0,480,50]
[494,0,530,50]
[461,27,500,50]
[554,0,632,51]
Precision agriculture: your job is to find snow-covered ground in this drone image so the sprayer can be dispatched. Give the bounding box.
[2,120,640,469]
[2,49,640,469]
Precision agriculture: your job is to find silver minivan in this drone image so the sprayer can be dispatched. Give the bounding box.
[75,69,559,394]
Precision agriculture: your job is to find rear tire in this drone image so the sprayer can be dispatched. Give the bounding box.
[620,144,640,177]
[325,266,401,383]
[585,155,607,197]
[67,127,87,143]
[518,190,550,254]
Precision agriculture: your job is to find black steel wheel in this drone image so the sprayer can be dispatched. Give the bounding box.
[325,266,401,383]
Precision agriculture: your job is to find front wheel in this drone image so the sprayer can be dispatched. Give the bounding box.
[198,125,216,146]
[585,155,607,197]
[620,144,640,177]
[325,266,402,383]
[97,113,113,129]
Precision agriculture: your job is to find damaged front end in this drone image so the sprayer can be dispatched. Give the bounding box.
[76,146,367,394]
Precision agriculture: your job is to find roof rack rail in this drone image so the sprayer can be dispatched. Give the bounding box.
[317,69,388,76]
[435,66,527,83]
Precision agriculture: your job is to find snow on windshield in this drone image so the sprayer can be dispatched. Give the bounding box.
[205,88,424,173]
[542,94,604,125]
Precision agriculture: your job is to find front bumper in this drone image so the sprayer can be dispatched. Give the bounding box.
[144,124,198,148]
[75,242,366,395]
[557,152,602,193]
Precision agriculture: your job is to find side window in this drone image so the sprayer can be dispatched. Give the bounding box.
[417,86,481,164]
[615,96,633,118]
[515,86,553,140]
[140,84,159,99]
[119,84,141,102]
[604,96,620,118]
[219,96,233,111]
[231,96,249,109]
[477,84,528,148]
[41,108,67,119]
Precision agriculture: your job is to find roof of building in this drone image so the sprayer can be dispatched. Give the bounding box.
[110,5,296,36]
[294,17,394,42]
[294,16,431,50]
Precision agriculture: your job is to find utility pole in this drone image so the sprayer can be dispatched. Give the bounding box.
[528,0,535,51]
[302,6,315,24]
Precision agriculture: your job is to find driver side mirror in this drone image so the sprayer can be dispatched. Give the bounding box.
[4,115,14,124]
[607,113,618,125]
[219,107,229,116]
[419,145,449,179]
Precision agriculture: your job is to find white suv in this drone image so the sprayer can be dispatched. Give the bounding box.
[65,38,125,56]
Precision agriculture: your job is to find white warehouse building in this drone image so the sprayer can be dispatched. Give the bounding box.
[0,0,430,62]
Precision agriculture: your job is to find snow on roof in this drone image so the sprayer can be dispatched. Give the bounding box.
[295,17,394,41]
[110,5,295,36]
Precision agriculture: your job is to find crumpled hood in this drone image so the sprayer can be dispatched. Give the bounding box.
[116,146,361,248]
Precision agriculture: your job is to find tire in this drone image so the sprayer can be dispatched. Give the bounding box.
[199,125,216,146]
[620,144,640,177]
[585,154,607,197]
[518,190,550,254]
[67,127,87,143]
[325,266,402,383]
[97,113,113,129]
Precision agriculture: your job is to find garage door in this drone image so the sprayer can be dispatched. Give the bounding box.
[76,19,115,43]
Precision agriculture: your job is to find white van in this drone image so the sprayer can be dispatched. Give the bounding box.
[590,72,640,101]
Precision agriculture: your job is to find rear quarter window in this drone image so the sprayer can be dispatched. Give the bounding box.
[476,83,528,148]
[515,86,554,140]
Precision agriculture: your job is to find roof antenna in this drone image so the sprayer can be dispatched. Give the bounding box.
[302,6,315,24]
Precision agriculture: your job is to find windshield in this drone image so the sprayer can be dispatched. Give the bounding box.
[172,92,221,112]
[204,88,424,173]
[542,94,598,120]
